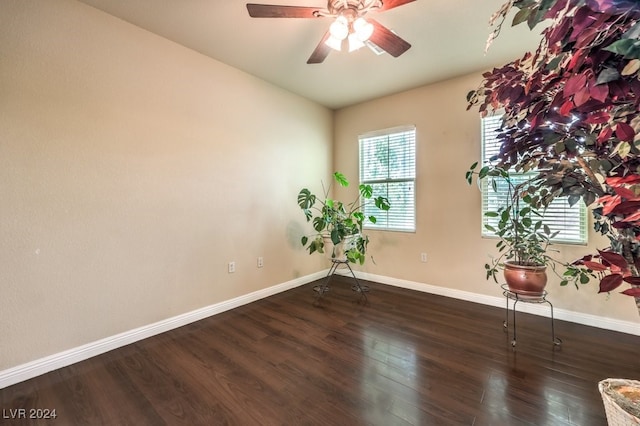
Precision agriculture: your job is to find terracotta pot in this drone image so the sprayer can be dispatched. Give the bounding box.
[503,261,547,296]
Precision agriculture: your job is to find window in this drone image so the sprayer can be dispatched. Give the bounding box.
[359,125,416,232]
[481,115,587,244]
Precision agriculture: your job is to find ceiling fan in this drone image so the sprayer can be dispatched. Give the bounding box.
[246,0,415,64]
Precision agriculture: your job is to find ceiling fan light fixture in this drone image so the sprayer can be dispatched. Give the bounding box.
[348,33,365,51]
[325,34,343,51]
[353,17,373,41]
[329,15,349,40]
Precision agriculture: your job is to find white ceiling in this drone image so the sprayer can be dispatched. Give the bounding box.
[77,0,544,110]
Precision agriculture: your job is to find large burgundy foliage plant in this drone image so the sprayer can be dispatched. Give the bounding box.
[467,0,640,299]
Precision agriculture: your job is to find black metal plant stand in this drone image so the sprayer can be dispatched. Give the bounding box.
[501,284,562,348]
[313,259,369,304]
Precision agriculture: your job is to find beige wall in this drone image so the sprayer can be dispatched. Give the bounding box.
[334,74,640,324]
[0,0,332,370]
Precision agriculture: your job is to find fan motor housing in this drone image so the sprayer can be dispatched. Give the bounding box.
[327,0,382,16]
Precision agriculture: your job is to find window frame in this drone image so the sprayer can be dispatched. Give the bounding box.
[481,115,588,245]
[358,125,416,233]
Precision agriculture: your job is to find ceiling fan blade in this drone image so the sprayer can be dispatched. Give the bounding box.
[368,19,411,57]
[246,4,320,18]
[307,31,332,64]
[377,0,416,12]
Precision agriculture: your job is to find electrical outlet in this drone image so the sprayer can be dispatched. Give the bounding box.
[257,257,264,268]
[228,261,235,273]
[421,253,427,263]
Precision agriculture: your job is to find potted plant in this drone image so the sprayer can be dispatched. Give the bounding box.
[467,164,566,295]
[468,0,640,422]
[466,0,640,302]
[297,172,390,265]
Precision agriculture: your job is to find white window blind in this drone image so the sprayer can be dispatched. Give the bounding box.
[482,115,587,244]
[359,125,416,232]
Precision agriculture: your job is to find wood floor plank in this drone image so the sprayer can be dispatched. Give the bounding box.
[2,277,640,425]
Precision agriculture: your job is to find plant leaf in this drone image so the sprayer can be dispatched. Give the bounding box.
[616,122,635,142]
[312,216,326,233]
[622,287,640,296]
[598,250,629,269]
[623,21,640,39]
[622,59,640,76]
[604,39,640,58]
[617,141,632,158]
[330,229,340,245]
[623,276,640,285]
[590,83,609,103]
[484,224,496,232]
[596,68,620,84]
[512,8,531,26]
[360,184,373,198]
[297,189,315,209]
[564,73,587,96]
[333,172,349,187]
[599,274,624,293]
[583,260,608,271]
[374,196,391,211]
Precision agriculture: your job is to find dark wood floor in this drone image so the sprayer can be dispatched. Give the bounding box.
[2,277,640,425]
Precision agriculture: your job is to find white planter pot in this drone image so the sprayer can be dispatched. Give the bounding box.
[323,234,358,262]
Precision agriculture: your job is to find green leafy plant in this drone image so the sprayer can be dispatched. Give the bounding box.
[297,172,390,265]
[467,163,571,282]
[467,0,640,298]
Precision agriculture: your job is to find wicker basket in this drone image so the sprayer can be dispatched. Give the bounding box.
[599,379,640,425]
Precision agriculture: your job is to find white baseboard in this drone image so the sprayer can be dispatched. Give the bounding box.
[356,271,640,337]
[0,271,326,389]
[3,270,638,389]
